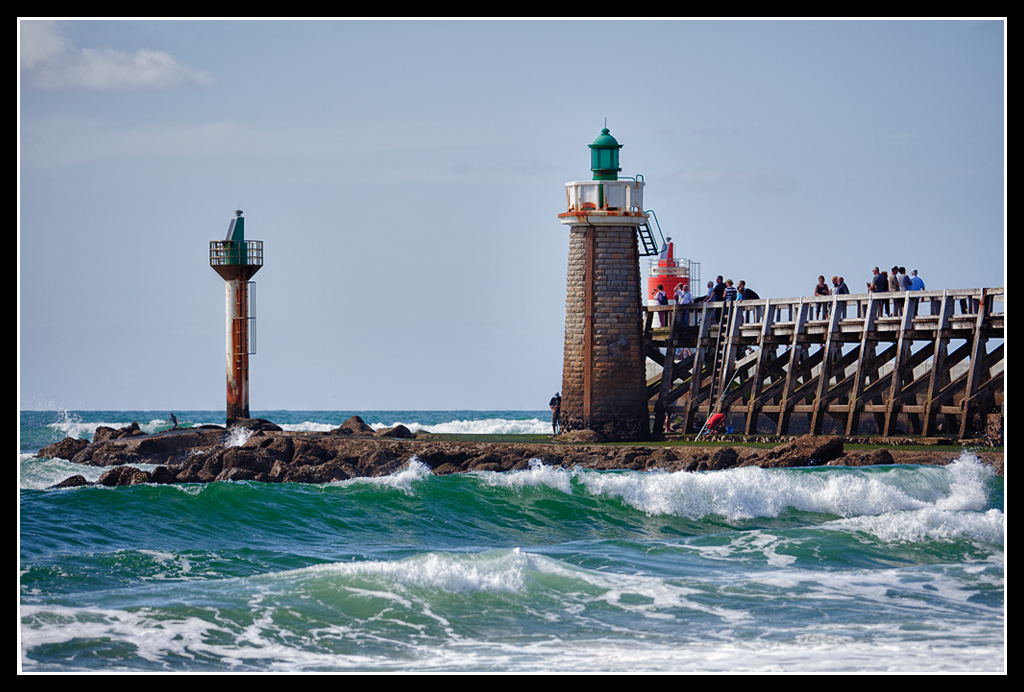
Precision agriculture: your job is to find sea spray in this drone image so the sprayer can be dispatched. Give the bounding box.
[225,427,253,448]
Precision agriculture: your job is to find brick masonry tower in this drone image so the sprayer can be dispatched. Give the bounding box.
[557,128,650,440]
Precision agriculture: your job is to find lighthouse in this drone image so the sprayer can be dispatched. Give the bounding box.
[210,210,263,424]
[557,128,650,440]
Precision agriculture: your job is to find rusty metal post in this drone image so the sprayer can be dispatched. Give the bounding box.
[225,276,251,422]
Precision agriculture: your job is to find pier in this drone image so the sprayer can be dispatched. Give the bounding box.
[644,288,1004,440]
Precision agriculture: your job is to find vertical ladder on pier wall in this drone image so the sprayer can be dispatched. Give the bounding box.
[697,303,736,436]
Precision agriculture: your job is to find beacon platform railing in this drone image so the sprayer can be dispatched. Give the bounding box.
[210,240,264,267]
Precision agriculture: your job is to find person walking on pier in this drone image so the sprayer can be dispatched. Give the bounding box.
[910,269,925,291]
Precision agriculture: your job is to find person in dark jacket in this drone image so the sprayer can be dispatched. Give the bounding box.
[832,276,850,320]
[869,267,888,317]
[549,393,561,436]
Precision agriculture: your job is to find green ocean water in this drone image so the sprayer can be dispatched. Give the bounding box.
[19,410,1005,672]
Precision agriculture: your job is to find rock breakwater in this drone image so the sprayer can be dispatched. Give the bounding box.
[39,417,1003,489]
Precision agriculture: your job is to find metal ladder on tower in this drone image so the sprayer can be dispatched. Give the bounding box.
[638,210,665,257]
[638,220,659,256]
[697,302,734,438]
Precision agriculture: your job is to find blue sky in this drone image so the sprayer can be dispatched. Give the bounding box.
[18,19,1005,412]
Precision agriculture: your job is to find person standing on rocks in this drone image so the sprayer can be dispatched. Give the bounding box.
[549,393,562,436]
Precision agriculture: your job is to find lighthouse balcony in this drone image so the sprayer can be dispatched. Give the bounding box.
[559,179,647,226]
[210,240,264,267]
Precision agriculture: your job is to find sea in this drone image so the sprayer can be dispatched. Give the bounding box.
[19,409,1005,673]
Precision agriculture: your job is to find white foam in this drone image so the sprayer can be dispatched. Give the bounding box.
[573,453,998,521]
[372,417,551,436]
[306,548,530,594]
[338,458,433,493]
[475,458,574,494]
[834,507,1005,546]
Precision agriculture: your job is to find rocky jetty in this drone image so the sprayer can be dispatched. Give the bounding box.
[39,416,1003,489]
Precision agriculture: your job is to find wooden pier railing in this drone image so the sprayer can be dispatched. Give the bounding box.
[643,288,1004,440]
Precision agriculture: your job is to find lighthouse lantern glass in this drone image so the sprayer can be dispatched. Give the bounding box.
[589,127,621,181]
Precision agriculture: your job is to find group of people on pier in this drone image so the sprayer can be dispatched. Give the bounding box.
[650,275,762,329]
[865,265,926,317]
[812,266,926,320]
[650,265,929,328]
[650,276,762,312]
[699,276,761,306]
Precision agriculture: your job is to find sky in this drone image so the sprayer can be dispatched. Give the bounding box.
[18,18,1006,413]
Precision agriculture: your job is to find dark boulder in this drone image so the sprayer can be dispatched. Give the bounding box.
[374,424,413,439]
[687,446,740,472]
[836,448,895,467]
[229,418,282,433]
[98,466,152,487]
[290,440,331,465]
[93,421,144,442]
[49,474,91,489]
[359,447,404,476]
[755,434,845,468]
[219,446,277,476]
[215,466,260,482]
[333,416,374,435]
[149,465,179,484]
[37,437,89,461]
[465,452,507,472]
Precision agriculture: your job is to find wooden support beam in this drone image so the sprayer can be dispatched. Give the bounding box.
[882,293,919,436]
[652,303,680,435]
[960,289,990,438]
[777,300,810,435]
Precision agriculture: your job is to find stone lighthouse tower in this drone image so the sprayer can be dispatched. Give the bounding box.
[557,127,650,440]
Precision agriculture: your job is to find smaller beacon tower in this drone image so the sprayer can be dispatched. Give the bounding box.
[645,238,699,306]
[557,128,650,440]
[210,210,263,424]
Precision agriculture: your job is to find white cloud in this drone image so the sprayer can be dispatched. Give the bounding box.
[19,20,212,90]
